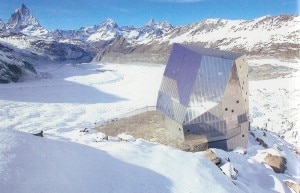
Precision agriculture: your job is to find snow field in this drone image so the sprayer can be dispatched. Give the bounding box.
[0,128,243,193]
[0,61,299,193]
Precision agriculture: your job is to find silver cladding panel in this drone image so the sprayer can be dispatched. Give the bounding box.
[163,43,202,106]
[190,56,233,104]
[157,43,249,150]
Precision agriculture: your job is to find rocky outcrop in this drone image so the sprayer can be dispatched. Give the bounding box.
[264,153,286,173]
[0,33,95,83]
[284,180,300,193]
[256,137,268,148]
[0,43,37,83]
[200,149,221,165]
[0,19,6,31]
[0,32,95,63]
[94,37,171,64]
[29,39,94,63]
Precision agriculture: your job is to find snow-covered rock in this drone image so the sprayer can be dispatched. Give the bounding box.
[200,149,221,164]
[220,162,238,180]
[233,147,247,155]
[264,153,287,173]
[284,179,300,193]
[117,133,136,142]
[0,19,6,31]
[0,42,37,83]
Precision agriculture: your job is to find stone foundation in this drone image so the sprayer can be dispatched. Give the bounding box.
[95,110,208,152]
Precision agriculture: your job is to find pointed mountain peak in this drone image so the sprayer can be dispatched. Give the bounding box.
[21,3,28,10]
[8,4,38,25]
[145,19,156,27]
[99,18,118,29]
[6,4,47,36]
[104,18,115,23]
[14,3,30,16]
[103,18,118,26]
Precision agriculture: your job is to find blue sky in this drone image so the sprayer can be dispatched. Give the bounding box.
[0,0,298,30]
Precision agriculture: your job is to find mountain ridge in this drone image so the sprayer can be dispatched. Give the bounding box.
[95,14,299,64]
[0,4,299,82]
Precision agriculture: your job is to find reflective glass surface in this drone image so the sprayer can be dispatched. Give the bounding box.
[157,44,249,146]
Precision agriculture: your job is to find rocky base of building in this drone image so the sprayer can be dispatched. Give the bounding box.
[95,109,208,152]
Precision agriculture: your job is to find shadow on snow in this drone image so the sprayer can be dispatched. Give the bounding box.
[0,63,125,104]
[0,129,172,193]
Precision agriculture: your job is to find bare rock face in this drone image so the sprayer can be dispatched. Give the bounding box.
[284,180,300,193]
[256,137,268,148]
[264,153,286,173]
[0,43,37,83]
[93,36,172,64]
[200,149,221,165]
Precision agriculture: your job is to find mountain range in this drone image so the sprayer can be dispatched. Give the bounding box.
[0,4,299,83]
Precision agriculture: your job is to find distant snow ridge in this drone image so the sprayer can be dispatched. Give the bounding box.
[6,4,48,36]
[163,14,299,53]
[49,18,174,44]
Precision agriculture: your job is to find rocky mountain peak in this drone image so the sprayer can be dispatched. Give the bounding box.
[145,19,156,26]
[21,3,27,10]
[7,4,40,29]
[99,18,118,29]
[6,4,47,36]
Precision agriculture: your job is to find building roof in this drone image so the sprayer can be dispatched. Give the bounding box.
[175,43,244,60]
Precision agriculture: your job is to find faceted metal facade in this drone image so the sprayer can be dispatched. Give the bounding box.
[157,43,249,151]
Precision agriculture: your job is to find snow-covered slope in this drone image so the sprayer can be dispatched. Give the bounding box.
[0,32,94,61]
[94,14,299,64]
[0,128,244,193]
[0,42,37,83]
[0,62,299,193]
[250,75,300,147]
[159,15,299,57]
[6,4,48,36]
